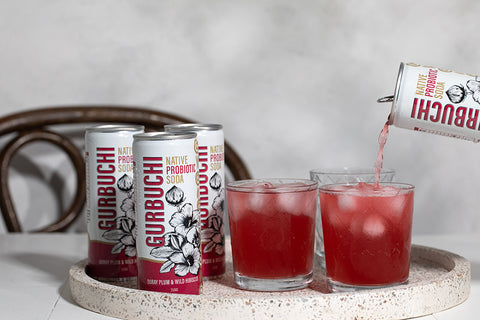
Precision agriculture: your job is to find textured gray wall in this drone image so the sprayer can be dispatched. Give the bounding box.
[1,0,479,234]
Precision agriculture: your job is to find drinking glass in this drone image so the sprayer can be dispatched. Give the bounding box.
[309,167,395,260]
[226,179,318,291]
[318,182,414,292]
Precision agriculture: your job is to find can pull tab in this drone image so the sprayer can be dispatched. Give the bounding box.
[377,95,394,103]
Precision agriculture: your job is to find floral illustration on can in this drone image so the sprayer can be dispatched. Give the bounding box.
[446,78,480,105]
[150,196,201,277]
[101,174,137,257]
[201,173,225,256]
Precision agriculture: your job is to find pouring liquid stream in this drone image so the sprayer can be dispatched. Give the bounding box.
[374,122,389,186]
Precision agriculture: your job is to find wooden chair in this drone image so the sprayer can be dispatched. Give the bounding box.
[0,106,251,232]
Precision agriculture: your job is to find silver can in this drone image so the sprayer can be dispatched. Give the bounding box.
[165,124,226,278]
[85,124,144,281]
[133,132,202,294]
[379,62,480,142]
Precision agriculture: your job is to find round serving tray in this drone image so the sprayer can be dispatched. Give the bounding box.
[69,243,470,320]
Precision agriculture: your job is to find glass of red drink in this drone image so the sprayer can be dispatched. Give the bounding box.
[226,179,318,291]
[318,182,414,292]
[309,168,395,262]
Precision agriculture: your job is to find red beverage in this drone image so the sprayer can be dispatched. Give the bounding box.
[319,182,414,291]
[374,122,389,185]
[226,179,317,291]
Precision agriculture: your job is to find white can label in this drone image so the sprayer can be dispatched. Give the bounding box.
[392,62,480,142]
[85,128,142,279]
[196,130,226,277]
[134,136,202,294]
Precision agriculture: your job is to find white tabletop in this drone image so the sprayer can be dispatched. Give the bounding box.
[0,233,478,320]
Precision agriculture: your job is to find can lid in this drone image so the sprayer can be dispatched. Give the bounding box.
[133,131,197,141]
[86,124,144,133]
[377,62,406,104]
[164,123,223,132]
[377,62,405,125]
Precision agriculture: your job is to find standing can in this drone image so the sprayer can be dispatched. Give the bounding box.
[133,132,202,294]
[85,124,144,281]
[165,124,226,278]
[378,62,480,142]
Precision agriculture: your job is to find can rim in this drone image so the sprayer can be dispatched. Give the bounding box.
[133,131,197,140]
[376,62,405,125]
[389,62,406,125]
[86,124,145,133]
[164,123,223,131]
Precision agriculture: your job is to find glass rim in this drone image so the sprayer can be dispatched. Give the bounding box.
[226,178,318,193]
[309,167,395,176]
[318,182,414,194]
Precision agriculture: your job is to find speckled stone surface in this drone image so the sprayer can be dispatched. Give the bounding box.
[69,243,470,320]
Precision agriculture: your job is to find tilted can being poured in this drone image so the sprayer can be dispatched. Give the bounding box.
[378,62,480,142]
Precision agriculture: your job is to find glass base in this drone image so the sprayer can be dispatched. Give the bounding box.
[327,278,409,293]
[234,272,313,292]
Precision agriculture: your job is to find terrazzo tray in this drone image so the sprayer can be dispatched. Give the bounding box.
[69,243,470,320]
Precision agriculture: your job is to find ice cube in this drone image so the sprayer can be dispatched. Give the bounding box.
[387,194,411,220]
[248,192,268,214]
[337,193,358,212]
[275,192,299,215]
[356,182,377,193]
[355,182,400,197]
[244,181,274,190]
[276,190,317,216]
[361,215,386,238]
[376,185,401,196]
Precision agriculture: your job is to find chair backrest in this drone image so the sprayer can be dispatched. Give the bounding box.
[0,106,251,232]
